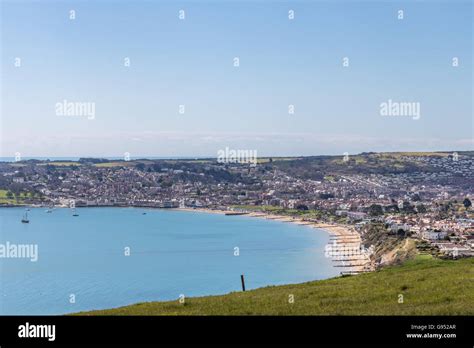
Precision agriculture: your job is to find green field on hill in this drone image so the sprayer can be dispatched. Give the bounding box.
[79,256,473,315]
[0,189,27,205]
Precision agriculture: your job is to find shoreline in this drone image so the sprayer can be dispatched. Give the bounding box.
[2,205,374,274]
[2,205,376,315]
[173,207,374,274]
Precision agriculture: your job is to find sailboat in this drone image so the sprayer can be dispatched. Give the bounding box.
[21,210,30,223]
[72,208,79,217]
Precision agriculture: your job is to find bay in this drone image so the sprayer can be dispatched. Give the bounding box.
[0,207,338,314]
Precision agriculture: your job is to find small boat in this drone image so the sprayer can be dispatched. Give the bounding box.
[21,211,30,223]
[142,212,147,215]
[45,207,53,213]
[72,208,79,217]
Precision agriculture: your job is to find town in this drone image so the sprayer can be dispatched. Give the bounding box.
[1,151,473,264]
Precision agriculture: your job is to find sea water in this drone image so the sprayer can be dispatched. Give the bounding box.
[0,207,339,314]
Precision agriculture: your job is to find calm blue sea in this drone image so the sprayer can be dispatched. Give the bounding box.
[0,207,339,315]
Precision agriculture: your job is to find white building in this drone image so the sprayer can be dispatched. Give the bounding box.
[422,230,448,240]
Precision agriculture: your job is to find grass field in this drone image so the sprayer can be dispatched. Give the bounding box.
[230,204,287,212]
[79,255,473,315]
[388,152,451,157]
[94,161,138,167]
[0,189,12,204]
[37,162,81,166]
[0,189,23,205]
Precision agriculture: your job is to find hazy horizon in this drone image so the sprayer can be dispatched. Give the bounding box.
[1,148,472,163]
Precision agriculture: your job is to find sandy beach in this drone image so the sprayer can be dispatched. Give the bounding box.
[175,207,374,275]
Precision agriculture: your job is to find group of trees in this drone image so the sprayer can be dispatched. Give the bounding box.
[463,198,472,208]
[367,202,428,216]
[366,197,472,218]
[4,190,44,202]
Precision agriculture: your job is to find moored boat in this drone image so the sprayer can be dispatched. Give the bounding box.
[21,210,30,223]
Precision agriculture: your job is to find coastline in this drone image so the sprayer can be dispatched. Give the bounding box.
[1,204,374,274]
[1,205,378,315]
[173,207,374,274]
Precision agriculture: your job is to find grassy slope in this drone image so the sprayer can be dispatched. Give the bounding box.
[0,189,25,205]
[80,256,473,315]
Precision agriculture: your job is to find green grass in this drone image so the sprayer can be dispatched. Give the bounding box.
[230,206,327,219]
[230,205,283,212]
[94,161,135,167]
[37,161,81,166]
[78,256,473,315]
[0,189,24,205]
[0,189,11,203]
[391,152,451,157]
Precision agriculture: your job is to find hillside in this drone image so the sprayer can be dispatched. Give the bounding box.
[79,256,473,315]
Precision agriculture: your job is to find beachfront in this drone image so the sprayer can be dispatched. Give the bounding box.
[177,207,374,274]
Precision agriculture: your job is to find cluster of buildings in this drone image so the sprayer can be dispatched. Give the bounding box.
[0,153,472,257]
[382,214,474,257]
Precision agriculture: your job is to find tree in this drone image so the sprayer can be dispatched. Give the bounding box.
[296,204,309,211]
[397,229,407,237]
[401,201,416,214]
[135,163,146,171]
[319,193,334,200]
[416,204,427,214]
[463,198,472,209]
[368,204,384,216]
[385,204,399,213]
[6,191,13,200]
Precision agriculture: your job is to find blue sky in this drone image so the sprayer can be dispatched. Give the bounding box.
[1,0,472,157]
